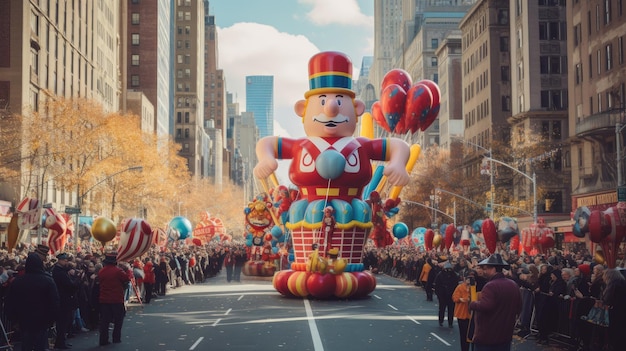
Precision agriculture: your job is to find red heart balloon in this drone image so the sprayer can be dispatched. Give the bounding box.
[416,80,441,131]
[405,83,432,133]
[424,229,434,251]
[371,101,390,132]
[481,218,497,254]
[381,68,412,93]
[380,84,407,132]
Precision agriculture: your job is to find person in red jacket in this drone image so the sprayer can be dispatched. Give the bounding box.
[142,259,156,303]
[98,253,130,346]
[469,254,522,351]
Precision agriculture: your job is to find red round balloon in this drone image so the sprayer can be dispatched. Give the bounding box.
[380,84,407,133]
[306,273,337,299]
[371,101,390,132]
[405,83,432,133]
[416,79,441,131]
[352,271,377,298]
[272,270,295,297]
[381,68,412,93]
[444,225,457,250]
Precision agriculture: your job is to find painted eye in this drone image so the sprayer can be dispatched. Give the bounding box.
[321,99,326,106]
[337,99,342,106]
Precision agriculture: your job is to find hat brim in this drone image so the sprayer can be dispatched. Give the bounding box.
[477,257,510,267]
[304,87,355,99]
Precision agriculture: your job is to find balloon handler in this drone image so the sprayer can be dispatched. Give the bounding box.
[254,51,413,298]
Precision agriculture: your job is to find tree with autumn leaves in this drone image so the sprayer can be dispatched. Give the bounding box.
[1,97,245,234]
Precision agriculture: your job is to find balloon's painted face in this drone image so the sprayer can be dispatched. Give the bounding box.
[301,94,358,138]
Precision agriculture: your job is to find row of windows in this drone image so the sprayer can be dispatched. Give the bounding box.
[464,98,490,128]
[464,71,490,102]
[540,89,568,111]
[574,1,624,46]
[589,83,626,115]
[176,128,190,139]
[463,41,489,76]
[574,37,625,84]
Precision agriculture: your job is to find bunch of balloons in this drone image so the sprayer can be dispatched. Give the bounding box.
[371,69,441,134]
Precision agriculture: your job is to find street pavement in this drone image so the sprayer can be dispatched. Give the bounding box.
[11,272,567,351]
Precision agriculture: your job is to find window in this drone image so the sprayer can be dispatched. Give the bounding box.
[177,112,182,123]
[176,128,182,138]
[575,63,582,84]
[501,66,510,81]
[431,57,438,67]
[177,70,183,78]
[185,26,190,34]
[518,28,523,48]
[498,9,509,25]
[184,128,189,138]
[574,24,581,46]
[177,54,183,64]
[606,44,613,70]
[502,96,511,111]
[184,55,191,64]
[185,68,191,78]
[131,13,139,25]
[131,54,139,66]
[177,11,183,20]
[131,34,139,45]
[597,50,602,74]
[500,36,509,52]
[516,0,522,16]
[605,0,612,24]
[539,22,548,40]
[431,38,438,49]
[184,112,190,123]
[589,54,593,78]
[185,12,191,21]
[131,75,139,86]
[177,40,182,48]
[518,62,524,80]
[617,37,624,65]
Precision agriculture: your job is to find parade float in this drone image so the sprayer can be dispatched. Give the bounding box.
[573,203,626,268]
[253,52,442,298]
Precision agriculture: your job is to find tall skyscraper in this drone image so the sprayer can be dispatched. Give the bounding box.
[124,0,172,138]
[246,76,274,138]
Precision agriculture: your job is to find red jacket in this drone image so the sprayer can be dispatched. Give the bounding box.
[98,264,130,304]
[143,262,156,284]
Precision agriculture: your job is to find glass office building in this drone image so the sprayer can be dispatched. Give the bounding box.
[245,76,274,138]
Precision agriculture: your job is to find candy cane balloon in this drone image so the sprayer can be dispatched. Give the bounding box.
[117,218,153,262]
[45,208,68,254]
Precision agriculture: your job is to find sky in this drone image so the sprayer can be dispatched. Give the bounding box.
[210,0,374,139]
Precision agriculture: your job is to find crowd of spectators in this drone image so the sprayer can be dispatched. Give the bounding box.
[1,239,624,350]
[363,243,626,351]
[0,240,247,349]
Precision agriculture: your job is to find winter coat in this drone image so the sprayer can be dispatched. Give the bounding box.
[434,269,459,300]
[6,253,60,331]
[143,261,156,284]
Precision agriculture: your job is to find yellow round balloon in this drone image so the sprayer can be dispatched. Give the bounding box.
[433,233,443,248]
[594,249,606,265]
[91,217,117,245]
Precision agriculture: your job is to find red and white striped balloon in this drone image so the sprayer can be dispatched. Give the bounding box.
[117,218,153,262]
[45,208,68,254]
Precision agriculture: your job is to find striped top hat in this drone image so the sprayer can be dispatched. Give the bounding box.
[305,51,354,98]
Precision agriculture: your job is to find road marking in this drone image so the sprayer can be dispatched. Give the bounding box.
[238,295,244,301]
[189,337,204,350]
[224,308,232,315]
[373,294,382,299]
[387,304,398,311]
[212,318,221,327]
[407,316,421,325]
[430,332,451,346]
[303,299,324,351]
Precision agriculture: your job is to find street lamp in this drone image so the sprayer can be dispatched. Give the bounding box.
[452,137,494,218]
[74,166,143,246]
[403,199,456,227]
[484,157,537,223]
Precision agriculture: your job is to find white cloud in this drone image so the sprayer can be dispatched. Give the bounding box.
[299,0,373,26]
[218,23,318,138]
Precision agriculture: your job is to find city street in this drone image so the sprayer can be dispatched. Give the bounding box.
[19,273,564,351]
